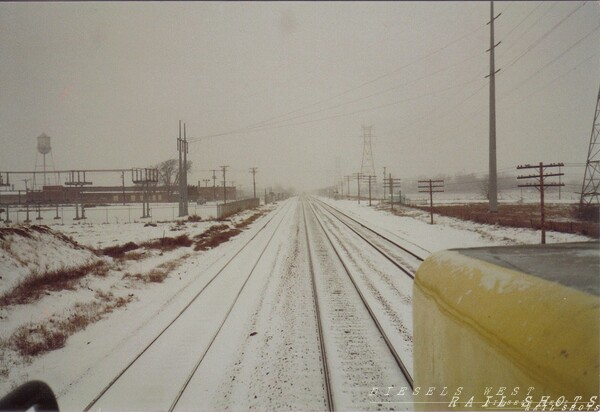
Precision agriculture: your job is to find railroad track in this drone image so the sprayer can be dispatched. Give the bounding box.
[302,198,414,410]
[312,197,428,278]
[83,200,294,412]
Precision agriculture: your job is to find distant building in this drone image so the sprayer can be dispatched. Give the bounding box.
[0,185,236,205]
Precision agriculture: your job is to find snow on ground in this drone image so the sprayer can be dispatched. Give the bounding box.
[0,226,100,296]
[0,204,275,396]
[319,197,593,256]
[0,196,595,409]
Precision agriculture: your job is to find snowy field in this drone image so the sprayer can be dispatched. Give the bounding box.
[0,196,595,410]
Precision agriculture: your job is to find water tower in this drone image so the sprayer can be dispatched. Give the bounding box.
[36,133,53,187]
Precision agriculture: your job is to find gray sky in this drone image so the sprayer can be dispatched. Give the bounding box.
[1,1,599,192]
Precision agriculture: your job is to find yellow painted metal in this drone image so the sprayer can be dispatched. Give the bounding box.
[413,250,599,411]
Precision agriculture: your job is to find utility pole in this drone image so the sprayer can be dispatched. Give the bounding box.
[121,171,125,205]
[220,165,229,205]
[418,179,445,224]
[384,174,401,211]
[558,166,562,200]
[183,123,188,215]
[383,166,387,200]
[345,175,351,199]
[353,172,362,204]
[517,162,564,244]
[211,169,217,201]
[250,167,258,199]
[363,175,376,206]
[177,121,189,217]
[487,1,501,213]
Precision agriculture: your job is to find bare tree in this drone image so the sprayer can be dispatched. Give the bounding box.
[155,159,192,200]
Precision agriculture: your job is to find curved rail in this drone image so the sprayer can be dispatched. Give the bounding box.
[83,200,293,411]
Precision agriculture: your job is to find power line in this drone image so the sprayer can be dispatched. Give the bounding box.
[499,23,600,101]
[498,2,559,58]
[188,19,488,143]
[501,1,589,73]
[499,1,545,44]
[504,51,599,108]
[238,51,487,133]
[194,75,486,140]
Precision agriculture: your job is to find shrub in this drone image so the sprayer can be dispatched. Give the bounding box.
[101,241,139,258]
[0,261,109,307]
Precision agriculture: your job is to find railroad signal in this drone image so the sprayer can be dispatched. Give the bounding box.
[517,162,564,244]
[418,179,444,224]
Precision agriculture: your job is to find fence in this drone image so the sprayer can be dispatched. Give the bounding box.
[0,202,218,225]
[217,198,260,219]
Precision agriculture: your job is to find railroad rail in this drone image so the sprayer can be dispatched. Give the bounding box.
[303,198,414,402]
[83,200,294,411]
[312,197,426,279]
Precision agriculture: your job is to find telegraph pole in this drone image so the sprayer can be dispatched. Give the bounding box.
[487,1,501,213]
[211,169,217,201]
[353,172,362,204]
[383,166,387,200]
[384,174,401,211]
[363,175,376,206]
[220,165,229,205]
[183,123,188,215]
[418,179,445,224]
[517,162,564,244]
[345,175,351,199]
[250,167,258,199]
[178,121,183,216]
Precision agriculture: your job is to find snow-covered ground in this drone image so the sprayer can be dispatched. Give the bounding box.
[319,197,592,255]
[0,196,595,410]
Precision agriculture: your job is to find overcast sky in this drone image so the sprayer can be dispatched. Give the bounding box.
[1,1,599,192]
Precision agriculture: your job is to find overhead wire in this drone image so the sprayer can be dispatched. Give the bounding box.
[499,23,600,101]
[188,17,488,143]
[499,1,545,44]
[198,75,486,138]
[498,2,559,58]
[239,50,488,133]
[501,1,589,73]
[502,51,599,108]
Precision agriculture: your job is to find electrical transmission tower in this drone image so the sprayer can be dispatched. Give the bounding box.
[579,84,600,215]
[360,126,375,177]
